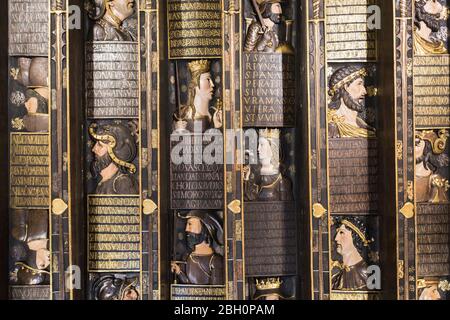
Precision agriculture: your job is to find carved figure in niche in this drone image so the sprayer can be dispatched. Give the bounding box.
[418,279,450,300]
[14,57,32,87]
[331,217,374,291]
[9,209,50,285]
[89,123,139,195]
[414,0,448,55]
[328,66,376,138]
[22,88,49,132]
[87,0,136,41]
[92,274,139,300]
[173,60,222,132]
[171,211,224,285]
[253,278,286,300]
[10,57,49,132]
[244,129,293,201]
[415,129,449,203]
[244,0,284,53]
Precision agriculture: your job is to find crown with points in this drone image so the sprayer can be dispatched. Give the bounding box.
[188,60,211,77]
[259,128,280,140]
[256,278,282,291]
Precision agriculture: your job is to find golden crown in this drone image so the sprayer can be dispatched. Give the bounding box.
[188,60,211,76]
[259,128,280,139]
[256,278,282,291]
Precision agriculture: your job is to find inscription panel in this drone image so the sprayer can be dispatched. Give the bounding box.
[88,195,141,272]
[326,0,377,61]
[244,202,297,276]
[10,133,50,209]
[170,134,224,209]
[171,285,226,300]
[329,138,378,214]
[9,285,50,300]
[86,42,139,119]
[417,204,450,277]
[168,0,222,59]
[414,55,450,128]
[243,53,296,127]
[9,0,48,56]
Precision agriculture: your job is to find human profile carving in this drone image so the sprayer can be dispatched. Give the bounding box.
[414,0,448,55]
[331,217,375,291]
[10,209,50,285]
[328,66,376,139]
[92,274,139,300]
[87,0,137,41]
[171,211,224,285]
[173,60,223,132]
[89,122,139,195]
[415,129,449,203]
[244,129,293,201]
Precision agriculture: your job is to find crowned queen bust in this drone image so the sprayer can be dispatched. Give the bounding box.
[244,129,293,202]
[173,60,222,133]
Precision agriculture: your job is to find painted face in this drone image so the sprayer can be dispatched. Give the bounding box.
[185,217,202,234]
[346,77,367,106]
[271,3,282,14]
[196,72,215,102]
[110,0,135,20]
[424,0,443,15]
[36,248,50,270]
[258,137,273,163]
[92,140,109,159]
[268,3,283,24]
[24,97,38,114]
[122,288,139,300]
[415,137,426,160]
[265,294,280,300]
[420,285,441,300]
[335,225,355,256]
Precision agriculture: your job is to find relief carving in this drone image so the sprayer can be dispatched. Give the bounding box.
[89,122,139,195]
[328,66,376,139]
[171,211,224,286]
[414,0,448,55]
[415,129,449,203]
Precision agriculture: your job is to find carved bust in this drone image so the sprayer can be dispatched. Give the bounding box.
[10,209,50,285]
[87,0,136,41]
[253,278,286,300]
[244,129,293,202]
[328,66,376,139]
[414,0,448,55]
[331,217,374,291]
[244,0,283,53]
[173,60,222,132]
[415,130,449,203]
[89,123,139,195]
[92,274,139,300]
[171,211,224,285]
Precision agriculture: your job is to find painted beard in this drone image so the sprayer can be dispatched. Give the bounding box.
[416,6,441,33]
[185,230,207,252]
[342,89,365,113]
[268,13,282,24]
[91,152,113,179]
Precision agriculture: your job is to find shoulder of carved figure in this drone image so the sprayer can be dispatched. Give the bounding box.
[248,21,263,34]
[92,23,107,41]
[113,173,137,194]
